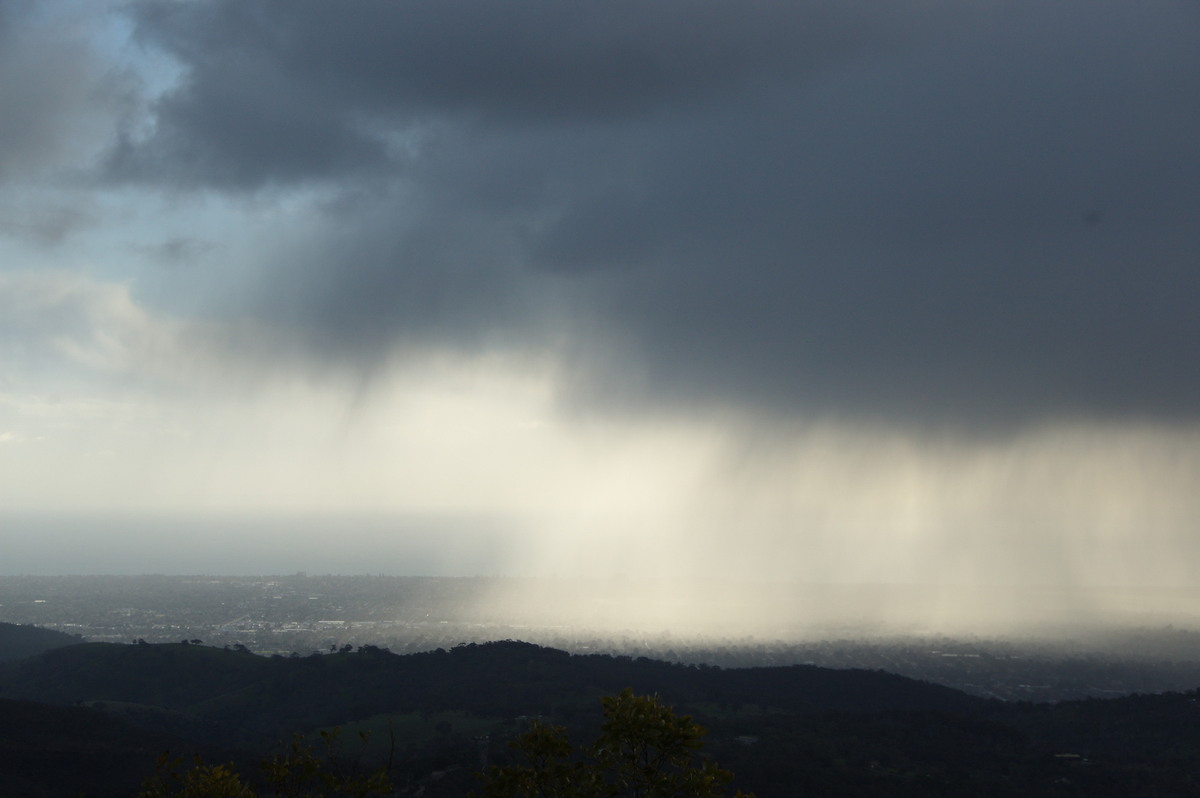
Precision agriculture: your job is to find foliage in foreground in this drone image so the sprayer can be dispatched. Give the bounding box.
[139,729,392,798]
[140,690,750,798]
[476,688,753,798]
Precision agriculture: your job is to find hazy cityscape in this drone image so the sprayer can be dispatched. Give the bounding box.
[6,573,1200,703]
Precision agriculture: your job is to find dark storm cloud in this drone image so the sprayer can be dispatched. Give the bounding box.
[0,1,118,184]
[110,0,854,188]
[113,0,1200,428]
[0,2,133,246]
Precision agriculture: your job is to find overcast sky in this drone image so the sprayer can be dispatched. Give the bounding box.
[2,1,1200,598]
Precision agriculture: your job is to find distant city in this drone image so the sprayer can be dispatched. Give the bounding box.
[4,574,1200,703]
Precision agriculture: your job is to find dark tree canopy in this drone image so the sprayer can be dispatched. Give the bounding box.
[477,688,752,798]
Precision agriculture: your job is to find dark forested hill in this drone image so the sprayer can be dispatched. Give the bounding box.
[0,621,82,663]
[0,640,273,709]
[2,639,1200,796]
[0,697,248,798]
[0,639,989,746]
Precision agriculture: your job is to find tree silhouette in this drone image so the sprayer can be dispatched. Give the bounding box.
[477,688,752,798]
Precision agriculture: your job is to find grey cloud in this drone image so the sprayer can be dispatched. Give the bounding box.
[0,2,134,245]
[250,188,548,367]
[0,200,94,245]
[109,0,865,189]
[114,0,1200,429]
[0,3,126,182]
[131,237,217,267]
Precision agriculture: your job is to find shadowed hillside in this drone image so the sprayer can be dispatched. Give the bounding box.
[0,622,82,663]
[0,697,248,798]
[4,640,1200,796]
[0,640,988,748]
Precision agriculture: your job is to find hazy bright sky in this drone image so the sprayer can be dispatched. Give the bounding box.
[3,0,1200,588]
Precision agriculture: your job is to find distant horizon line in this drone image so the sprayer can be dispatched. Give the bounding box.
[2,572,1197,592]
